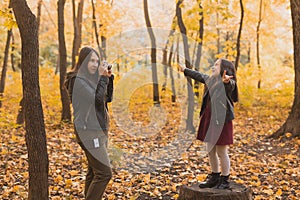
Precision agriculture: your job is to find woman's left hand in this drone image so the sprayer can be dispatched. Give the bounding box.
[99,61,112,77]
[222,70,233,83]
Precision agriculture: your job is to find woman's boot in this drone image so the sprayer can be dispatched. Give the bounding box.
[199,172,220,188]
[215,175,230,189]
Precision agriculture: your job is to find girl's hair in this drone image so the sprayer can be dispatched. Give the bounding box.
[73,46,100,84]
[219,58,239,102]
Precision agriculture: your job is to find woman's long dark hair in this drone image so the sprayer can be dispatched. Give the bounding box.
[73,46,100,85]
[219,59,239,102]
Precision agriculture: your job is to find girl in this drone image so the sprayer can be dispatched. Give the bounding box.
[70,46,113,199]
[180,58,238,189]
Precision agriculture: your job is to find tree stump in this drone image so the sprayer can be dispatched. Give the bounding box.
[178,182,253,200]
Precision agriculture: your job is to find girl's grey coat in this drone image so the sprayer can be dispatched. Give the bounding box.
[184,68,236,125]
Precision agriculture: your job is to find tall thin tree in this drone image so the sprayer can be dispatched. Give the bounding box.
[256,0,263,88]
[0,29,12,108]
[11,31,16,72]
[168,42,176,102]
[37,0,43,32]
[0,2,14,108]
[162,15,176,93]
[176,0,195,132]
[216,1,221,54]
[269,0,300,138]
[143,0,160,104]
[58,0,71,121]
[194,0,204,98]
[91,0,105,59]
[234,0,244,70]
[71,0,84,69]
[10,0,49,199]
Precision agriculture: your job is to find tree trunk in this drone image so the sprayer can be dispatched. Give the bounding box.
[225,31,230,59]
[178,182,252,200]
[91,0,105,59]
[143,0,160,104]
[191,32,198,67]
[71,0,78,68]
[247,41,251,64]
[268,0,300,138]
[162,15,176,93]
[176,35,180,79]
[36,0,43,33]
[77,0,84,45]
[168,42,176,102]
[101,35,107,60]
[194,2,204,98]
[176,0,195,133]
[16,97,25,124]
[0,29,12,108]
[11,31,16,72]
[71,0,84,69]
[235,0,244,71]
[58,0,71,122]
[16,0,43,122]
[10,0,49,199]
[256,0,263,88]
[216,5,221,55]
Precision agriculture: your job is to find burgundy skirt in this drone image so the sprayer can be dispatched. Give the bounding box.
[197,102,233,145]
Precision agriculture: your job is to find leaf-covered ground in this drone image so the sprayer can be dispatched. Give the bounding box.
[0,66,299,199]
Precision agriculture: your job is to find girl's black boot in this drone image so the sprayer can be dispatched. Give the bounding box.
[215,175,230,189]
[199,172,221,188]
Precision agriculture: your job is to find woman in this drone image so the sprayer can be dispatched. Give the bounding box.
[180,58,238,189]
[70,46,113,199]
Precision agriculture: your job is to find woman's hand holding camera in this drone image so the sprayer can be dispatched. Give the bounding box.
[99,60,112,77]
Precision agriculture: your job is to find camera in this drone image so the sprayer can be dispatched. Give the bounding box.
[107,64,112,70]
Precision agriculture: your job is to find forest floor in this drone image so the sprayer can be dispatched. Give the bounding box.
[0,66,299,199]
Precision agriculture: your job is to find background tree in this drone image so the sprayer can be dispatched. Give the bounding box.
[58,0,71,121]
[176,0,195,132]
[256,0,263,88]
[91,0,105,59]
[0,29,12,108]
[10,0,49,199]
[168,42,177,103]
[71,0,84,69]
[193,0,204,98]
[269,0,300,138]
[10,31,15,71]
[162,15,176,95]
[143,0,160,104]
[235,0,244,70]
[0,4,14,108]
[37,0,42,32]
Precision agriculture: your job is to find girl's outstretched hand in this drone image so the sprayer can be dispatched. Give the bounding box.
[222,70,233,83]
